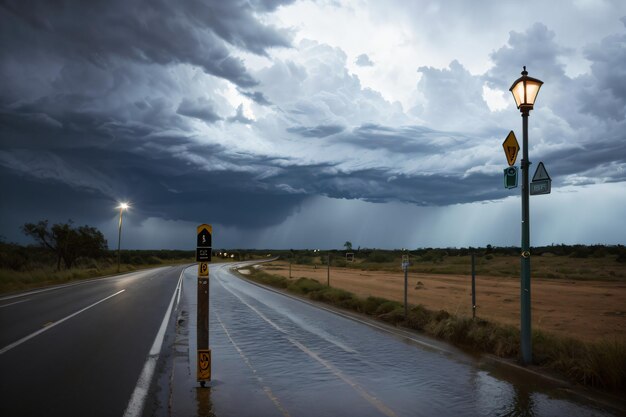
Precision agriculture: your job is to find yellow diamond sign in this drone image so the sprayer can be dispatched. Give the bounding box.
[502,131,520,166]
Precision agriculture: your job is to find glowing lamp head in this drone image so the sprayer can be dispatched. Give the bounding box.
[509,66,543,111]
[117,202,130,211]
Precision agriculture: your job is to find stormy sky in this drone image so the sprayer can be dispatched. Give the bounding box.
[1,0,625,250]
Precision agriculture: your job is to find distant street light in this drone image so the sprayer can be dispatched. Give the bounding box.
[509,66,543,365]
[116,202,130,273]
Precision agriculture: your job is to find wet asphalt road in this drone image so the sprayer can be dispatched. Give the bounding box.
[0,263,621,417]
[0,266,184,417]
[186,263,619,417]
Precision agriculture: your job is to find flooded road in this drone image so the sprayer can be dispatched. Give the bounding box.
[178,263,619,417]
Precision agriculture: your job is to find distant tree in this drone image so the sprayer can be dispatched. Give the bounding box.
[22,220,108,270]
[344,241,353,251]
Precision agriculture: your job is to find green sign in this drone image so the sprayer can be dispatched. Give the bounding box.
[504,166,518,189]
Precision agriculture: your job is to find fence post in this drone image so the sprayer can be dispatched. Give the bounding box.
[471,254,476,319]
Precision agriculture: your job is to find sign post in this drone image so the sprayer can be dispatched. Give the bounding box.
[327,253,330,287]
[196,224,212,386]
[471,254,476,319]
[402,255,410,318]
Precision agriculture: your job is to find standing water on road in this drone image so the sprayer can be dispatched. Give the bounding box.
[178,264,620,417]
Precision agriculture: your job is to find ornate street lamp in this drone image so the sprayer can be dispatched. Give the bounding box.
[509,67,543,365]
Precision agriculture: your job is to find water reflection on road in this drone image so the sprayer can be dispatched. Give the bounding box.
[184,264,617,417]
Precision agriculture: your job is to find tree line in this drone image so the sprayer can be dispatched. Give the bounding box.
[0,220,198,272]
[21,220,108,270]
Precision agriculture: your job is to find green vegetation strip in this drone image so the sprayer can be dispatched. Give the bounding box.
[238,267,626,394]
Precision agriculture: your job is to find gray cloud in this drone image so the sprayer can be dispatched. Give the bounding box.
[286,124,345,137]
[337,124,462,154]
[237,89,273,105]
[579,18,626,121]
[355,53,374,67]
[177,98,222,123]
[0,0,294,89]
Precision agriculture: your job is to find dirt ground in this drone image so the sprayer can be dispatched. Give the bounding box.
[262,262,626,343]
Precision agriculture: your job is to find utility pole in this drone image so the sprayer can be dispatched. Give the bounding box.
[327,253,330,287]
[471,254,476,319]
[402,254,409,318]
[404,265,408,318]
[116,203,129,273]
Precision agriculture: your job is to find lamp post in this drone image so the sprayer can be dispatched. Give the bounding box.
[116,202,129,273]
[509,66,543,365]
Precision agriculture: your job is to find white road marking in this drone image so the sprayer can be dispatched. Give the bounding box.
[0,289,126,355]
[122,270,183,417]
[0,298,31,308]
[216,274,398,417]
[175,270,184,310]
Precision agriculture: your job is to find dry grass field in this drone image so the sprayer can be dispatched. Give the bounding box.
[262,260,626,343]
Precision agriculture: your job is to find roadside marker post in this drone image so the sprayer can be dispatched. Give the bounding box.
[196,224,212,386]
[471,254,476,319]
[327,253,330,287]
[402,255,410,318]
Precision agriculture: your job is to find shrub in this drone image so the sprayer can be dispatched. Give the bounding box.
[362,296,388,315]
[288,277,325,294]
[405,305,431,330]
[367,252,394,263]
[378,308,405,325]
[375,301,403,316]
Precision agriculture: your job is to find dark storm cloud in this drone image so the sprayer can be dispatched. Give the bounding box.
[0,0,298,238]
[262,163,504,206]
[250,0,297,12]
[355,54,374,67]
[177,98,222,123]
[0,0,293,89]
[579,17,626,121]
[286,124,345,137]
[0,145,308,230]
[337,124,463,154]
